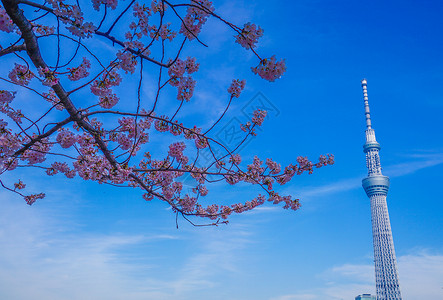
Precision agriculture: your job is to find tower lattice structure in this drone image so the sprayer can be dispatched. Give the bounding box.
[361,79,402,300]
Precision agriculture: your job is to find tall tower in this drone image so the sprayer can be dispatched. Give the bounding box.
[361,79,402,300]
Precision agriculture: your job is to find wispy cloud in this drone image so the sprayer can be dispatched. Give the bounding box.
[272,250,443,300]
[0,196,179,300]
[0,195,256,300]
[383,152,443,177]
[270,294,318,300]
[296,177,362,198]
[293,151,443,199]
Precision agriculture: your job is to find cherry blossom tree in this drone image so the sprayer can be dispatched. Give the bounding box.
[0,0,333,225]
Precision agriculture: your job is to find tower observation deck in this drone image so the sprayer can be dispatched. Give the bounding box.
[361,79,402,300]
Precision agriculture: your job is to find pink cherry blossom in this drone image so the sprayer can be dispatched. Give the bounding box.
[235,22,263,50]
[194,136,208,149]
[251,109,267,126]
[185,57,199,73]
[133,2,151,18]
[0,90,15,104]
[34,24,55,35]
[56,129,76,148]
[14,180,26,190]
[22,136,51,164]
[98,93,119,108]
[177,76,196,101]
[67,22,96,38]
[117,51,137,74]
[46,162,76,178]
[168,142,186,159]
[91,70,121,96]
[150,0,165,14]
[0,6,15,33]
[266,158,281,174]
[179,0,214,40]
[0,103,23,123]
[252,55,286,82]
[199,185,208,196]
[227,79,246,98]
[68,57,91,81]
[229,154,241,165]
[24,193,45,205]
[92,0,118,11]
[38,66,59,86]
[150,23,177,41]
[42,90,64,110]
[8,64,34,85]
[117,133,132,150]
[154,117,170,132]
[168,58,186,81]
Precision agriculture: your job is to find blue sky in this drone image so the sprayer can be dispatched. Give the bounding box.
[1,0,443,299]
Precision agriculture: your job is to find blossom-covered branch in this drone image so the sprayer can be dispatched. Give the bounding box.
[0,0,333,225]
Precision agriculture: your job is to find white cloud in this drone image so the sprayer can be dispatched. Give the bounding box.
[292,151,443,199]
[0,196,179,300]
[270,294,317,300]
[296,177,361,198]
[383,152,443,177]
[398,251,443,299]
[272,251,443,300]
[0,194,257,300]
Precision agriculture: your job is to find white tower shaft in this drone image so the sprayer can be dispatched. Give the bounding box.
[361,79,402,300]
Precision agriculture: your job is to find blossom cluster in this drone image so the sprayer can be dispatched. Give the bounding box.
[46,0,96,38]
[150,23,177,41]
[91,70,122,108]
[154,116,169,132]
[8,64,34,86]
[251,109,267,126]
[98,93,119,109]
[235,22,263,50]
[240,109,267,136]
[266,158,281,174]
[168,57,199,82]
[91,70,122,96]
[68,57,91,81]
[0,119,21,172]
[92,0,118,11]
[133,1,151,18]
[42,90,64,110]
[179,0,214,40]
[168,142,188,164]
[0,5,16,33]
[0,90,14,104]
[229,153,241,165]
[168,57,199,101]
[33,24,55,35]
[227,79,246,98]
[24,193,45,205]
[0,92,23,124]
[109,117,149,152]
[38,67,59,86]
[252,55,286,82]
[116,51,137,74]
[14,180,26,190]
[56,128,76,148]
[126,0,171,44]
[315,154,335,168]
[46,162,76,178]
[22,136,51,164]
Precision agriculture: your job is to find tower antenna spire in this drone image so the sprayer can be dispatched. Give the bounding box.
[361,79,372,129]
